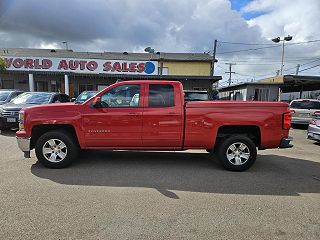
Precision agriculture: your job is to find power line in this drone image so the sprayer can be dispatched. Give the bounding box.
[217,45,281,54]
[218,41,275,46]
[299,64,320,72]
[216,39,320,55]
[218,39,320,46]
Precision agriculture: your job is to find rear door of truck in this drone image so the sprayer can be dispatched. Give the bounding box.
[142,82,184,148]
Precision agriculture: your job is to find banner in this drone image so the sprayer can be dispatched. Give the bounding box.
[2,56,158,75]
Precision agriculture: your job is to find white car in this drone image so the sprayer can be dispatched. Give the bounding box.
[290,99,320,125]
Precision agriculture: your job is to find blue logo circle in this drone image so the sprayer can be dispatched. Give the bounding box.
[144,61,155,74]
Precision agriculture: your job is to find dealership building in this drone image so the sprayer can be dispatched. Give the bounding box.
[0,48,221,97]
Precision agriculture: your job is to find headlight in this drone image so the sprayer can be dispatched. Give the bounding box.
[18,111,24,131]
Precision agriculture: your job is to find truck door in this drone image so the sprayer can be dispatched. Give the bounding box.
[83,84,143,147]
[142,83,183,148]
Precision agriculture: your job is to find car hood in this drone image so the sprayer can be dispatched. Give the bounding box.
[23,102,80,114]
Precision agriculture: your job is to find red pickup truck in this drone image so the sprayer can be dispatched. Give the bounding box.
[16,80,292,171]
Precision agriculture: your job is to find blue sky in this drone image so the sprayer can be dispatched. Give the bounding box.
[230,0,265,20]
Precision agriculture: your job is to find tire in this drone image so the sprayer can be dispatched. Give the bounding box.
[217,135,257,172]
[35,131,79,168]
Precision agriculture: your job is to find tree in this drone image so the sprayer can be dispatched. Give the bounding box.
[0,57,7,71]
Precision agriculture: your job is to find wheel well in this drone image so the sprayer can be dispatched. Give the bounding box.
[30,124,79,149]
[215,125,261,148]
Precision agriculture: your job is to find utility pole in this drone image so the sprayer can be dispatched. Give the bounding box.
[211,39,218,76]
[62,41,69,50]
[295,64,300,75]
[225,63,236,86]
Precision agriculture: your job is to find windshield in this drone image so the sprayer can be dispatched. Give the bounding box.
[75,91,98,103]
[10,92,52,104]
[290,100,320,110]
[184,92,209,101]
[0,91,11,102]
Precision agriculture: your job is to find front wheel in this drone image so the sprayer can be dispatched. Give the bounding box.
[217,136,257,172]
[35,131,79,168]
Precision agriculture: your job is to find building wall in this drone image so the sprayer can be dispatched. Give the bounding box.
[163,61,211,76]
[219,85,279,101]
[258,76,284,83]
[246,85,279,101]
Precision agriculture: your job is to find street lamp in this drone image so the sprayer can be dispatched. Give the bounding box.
[272,35,293,75]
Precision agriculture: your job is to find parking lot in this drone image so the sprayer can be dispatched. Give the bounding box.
[0,128,319,240]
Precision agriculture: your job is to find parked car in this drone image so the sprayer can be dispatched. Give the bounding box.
[307,112,320,142]
[16,80,292,172]
[289,99,320,125]
[184,90,210,101]
[73,91,98,103]
[0,92,69,130]
[0,89,24,105]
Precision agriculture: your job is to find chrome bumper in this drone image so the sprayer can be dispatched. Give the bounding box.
[16,137,31,158]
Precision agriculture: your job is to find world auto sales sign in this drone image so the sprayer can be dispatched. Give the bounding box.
[3,57,158,75]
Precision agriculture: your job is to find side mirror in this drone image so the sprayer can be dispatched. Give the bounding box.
[91,96,103,108]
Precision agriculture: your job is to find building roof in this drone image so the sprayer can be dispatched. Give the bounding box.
[218,82,280,91]
[0,48,215,62]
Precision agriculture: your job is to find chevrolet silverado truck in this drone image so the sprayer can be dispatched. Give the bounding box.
[16,81,293,171]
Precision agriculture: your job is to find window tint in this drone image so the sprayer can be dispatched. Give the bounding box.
[60,94,70,102]
[52,95,60,103]
[101,84,140,108]
[290,100,320,109]
[149,84,174,107]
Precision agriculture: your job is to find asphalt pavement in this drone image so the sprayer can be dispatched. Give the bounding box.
[0,128,319,240]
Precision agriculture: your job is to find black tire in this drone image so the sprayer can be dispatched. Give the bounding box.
[35,131,79,168]
[217,135,257,172]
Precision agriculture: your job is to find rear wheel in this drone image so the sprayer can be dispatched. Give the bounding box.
[35,131,79,168]
[217,136,257,171]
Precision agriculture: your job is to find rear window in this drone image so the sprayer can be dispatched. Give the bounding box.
[290,100,320,110]
[184,92,208,101]
[148,84,174,107]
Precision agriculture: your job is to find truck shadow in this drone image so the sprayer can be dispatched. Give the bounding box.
[30,151,320,197]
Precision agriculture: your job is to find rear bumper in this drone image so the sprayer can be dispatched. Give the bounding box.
[279,137,293,148]
[291,117,311,125]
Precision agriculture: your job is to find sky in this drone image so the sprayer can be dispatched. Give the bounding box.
[0,0,319,85]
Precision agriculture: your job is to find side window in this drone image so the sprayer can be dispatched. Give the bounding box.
[148,84,174,108]
[52,95,60,103]
[60,94,70,102]
[100,84,140,108]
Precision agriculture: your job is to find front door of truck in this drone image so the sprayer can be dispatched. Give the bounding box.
[142,83,183,148]
[83,84,143,147]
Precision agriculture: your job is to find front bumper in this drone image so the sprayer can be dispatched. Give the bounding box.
[16,136,31,158]
[0,117,19,128]
[279,137,293,148]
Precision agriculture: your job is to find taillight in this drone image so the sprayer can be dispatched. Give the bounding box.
[283,112,291,130]
[309,119,316,125]
[313,111,320,117]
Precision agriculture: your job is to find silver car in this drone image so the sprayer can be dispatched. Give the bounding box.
[290,99,320,125]
[307,115,320,142]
